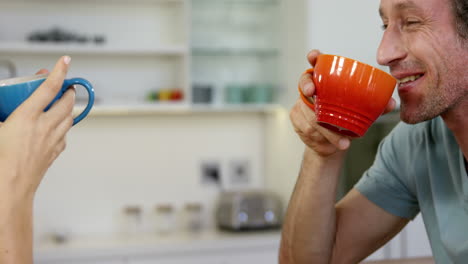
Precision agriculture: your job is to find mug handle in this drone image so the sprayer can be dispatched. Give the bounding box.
[298,68,316,111]
[62,78,95,125]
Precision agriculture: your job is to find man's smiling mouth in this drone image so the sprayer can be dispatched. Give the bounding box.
[398,74,423,84]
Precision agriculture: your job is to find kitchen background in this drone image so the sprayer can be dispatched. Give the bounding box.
[0,0,431,263]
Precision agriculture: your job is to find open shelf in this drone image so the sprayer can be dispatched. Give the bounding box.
[0,42,188,56]
[192,47,279,57]
[192,0,279,5]
[73,103,283,116]
[0,0,185,3]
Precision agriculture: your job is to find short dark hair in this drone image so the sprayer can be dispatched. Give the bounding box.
[452,0,468,39]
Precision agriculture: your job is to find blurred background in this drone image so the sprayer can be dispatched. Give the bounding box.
[0,0,430,263]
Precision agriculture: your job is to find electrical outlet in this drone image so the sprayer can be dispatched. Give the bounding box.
[200,160,221,185]
[228,159,251,185]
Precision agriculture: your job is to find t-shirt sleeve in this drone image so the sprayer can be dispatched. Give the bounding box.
[354,122,420,220]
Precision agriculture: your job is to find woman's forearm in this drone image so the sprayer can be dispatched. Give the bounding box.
[0,187,34,264]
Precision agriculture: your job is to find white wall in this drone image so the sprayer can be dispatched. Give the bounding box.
[306,0,405,104]
[306,0,383,65]
[263,0,309,206]
[34,113,266,240]
[305,0,401,106]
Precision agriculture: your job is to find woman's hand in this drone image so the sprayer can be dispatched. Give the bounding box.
[0,56,76,202]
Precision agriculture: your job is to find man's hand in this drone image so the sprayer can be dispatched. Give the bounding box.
[290,49,396,158]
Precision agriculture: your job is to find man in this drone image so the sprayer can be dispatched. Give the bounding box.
[280,0,468,263]
[0,56,76,264]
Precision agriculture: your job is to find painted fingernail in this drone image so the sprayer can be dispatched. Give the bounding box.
[63,56,71,65]
[339,138,350,150]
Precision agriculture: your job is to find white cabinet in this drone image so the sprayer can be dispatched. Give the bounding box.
[39,258,125,264]
[404,214,432,258]
[365,214,432,261]
[129,247,277,264]
[38,250,278,264]
[34,232,281,264]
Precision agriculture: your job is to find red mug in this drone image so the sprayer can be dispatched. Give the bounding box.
[298,54,397,137]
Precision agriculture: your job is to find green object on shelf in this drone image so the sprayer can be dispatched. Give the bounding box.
[146,91,158,102]
[225,84,246,104]
[245,84,274,103]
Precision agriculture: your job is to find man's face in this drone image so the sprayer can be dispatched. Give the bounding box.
[377,0,468,124]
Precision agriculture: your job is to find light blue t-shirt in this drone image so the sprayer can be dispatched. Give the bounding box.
[355,116,468,264]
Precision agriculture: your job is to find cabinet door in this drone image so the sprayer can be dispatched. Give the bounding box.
[222,249,278,264]
[129,247,278,264]
[405,215,432,257]
[364,215,432,261]
[36,258,125,264]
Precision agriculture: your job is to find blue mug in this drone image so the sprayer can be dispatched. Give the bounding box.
[0,74,94,125]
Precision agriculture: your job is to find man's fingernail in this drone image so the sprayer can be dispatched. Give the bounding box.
[63,56,71,65]
[304,83,314,94]
[339,138,350,150]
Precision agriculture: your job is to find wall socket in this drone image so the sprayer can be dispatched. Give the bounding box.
[228,159,251,185]
[200,160,221,186]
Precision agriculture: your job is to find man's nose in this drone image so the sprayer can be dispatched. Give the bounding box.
[377,27,407,66]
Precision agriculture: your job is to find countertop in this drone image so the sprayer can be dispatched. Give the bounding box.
[35,230,433,263]
[34,230,281,262]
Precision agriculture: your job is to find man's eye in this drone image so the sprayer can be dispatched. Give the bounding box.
[381,24,388,31]
[404,19,421,27]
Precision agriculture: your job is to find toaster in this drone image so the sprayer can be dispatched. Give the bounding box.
[215,190,283,231]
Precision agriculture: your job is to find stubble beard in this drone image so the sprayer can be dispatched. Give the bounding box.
[399,87,444,124]
[399,73,468,124]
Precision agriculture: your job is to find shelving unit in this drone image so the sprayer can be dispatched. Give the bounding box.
[0,0,190,110]
[0,0,284,114]
[190,0,282,107]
